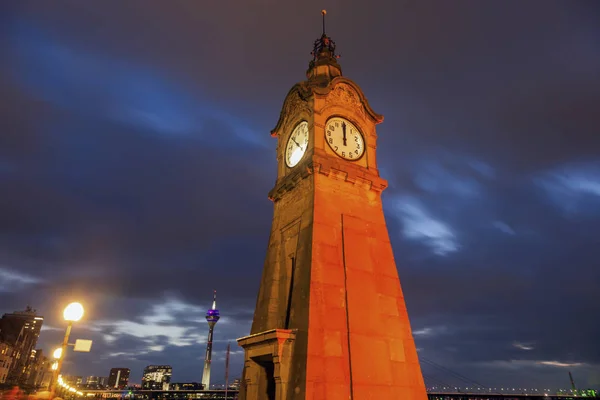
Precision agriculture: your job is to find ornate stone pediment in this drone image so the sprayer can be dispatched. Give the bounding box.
[324,83,365,118]
[315,77,383,124]
[271,85,313,137]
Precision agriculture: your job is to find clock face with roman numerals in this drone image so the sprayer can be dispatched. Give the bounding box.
[324,117,365,160]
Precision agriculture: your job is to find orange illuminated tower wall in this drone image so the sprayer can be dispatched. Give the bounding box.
[238,15,427,400]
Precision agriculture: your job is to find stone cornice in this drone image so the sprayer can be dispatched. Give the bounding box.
[237,328,297,347]
[268,153,387,202]
[268,159,314,202]
[312,153,388,192]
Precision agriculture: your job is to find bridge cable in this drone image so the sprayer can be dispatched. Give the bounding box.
[422,373,454,390]
[420,356,501,394]
[421,362,464,389]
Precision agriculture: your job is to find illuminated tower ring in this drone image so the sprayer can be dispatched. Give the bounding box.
[202,290,220,390]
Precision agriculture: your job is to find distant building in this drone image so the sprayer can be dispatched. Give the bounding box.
[63,375,83,386]
[170,382,203,391]
[86,376,100,385]
[0,306,43,385]
[36,362,53,389]
[26,349,53,389]
[142,365,172,390]
[230,378,241,390]
[85,375,108,388]
[169,382,204,390]
[108,368,130,389]
[0,342,14,384]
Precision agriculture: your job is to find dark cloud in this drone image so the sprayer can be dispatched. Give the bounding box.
[1,0,599,390]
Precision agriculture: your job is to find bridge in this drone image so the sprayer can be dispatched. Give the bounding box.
[70,356,598,400]
[75,389,598,400]
[428,394,599,400]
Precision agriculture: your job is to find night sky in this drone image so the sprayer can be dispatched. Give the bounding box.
[1,0,600,391]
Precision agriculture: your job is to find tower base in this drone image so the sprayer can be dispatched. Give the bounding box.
[237,329,296,400]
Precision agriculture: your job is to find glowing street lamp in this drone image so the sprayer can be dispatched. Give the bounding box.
[53,348,62,360]
[63,302,84,322]
[49,302,84,400]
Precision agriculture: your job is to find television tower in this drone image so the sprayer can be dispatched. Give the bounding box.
[201,290,220,390]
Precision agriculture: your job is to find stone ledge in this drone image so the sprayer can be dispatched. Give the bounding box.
[237,328,297,348]
[313,154,388,193]
[268,163,314,202]
[268,159,388,202]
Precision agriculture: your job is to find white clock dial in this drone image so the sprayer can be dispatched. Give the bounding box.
[285,121,309,168]
[325,117,365,160]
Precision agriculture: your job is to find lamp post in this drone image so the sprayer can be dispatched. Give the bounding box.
[49,302,84,400]
[46,350,60,392]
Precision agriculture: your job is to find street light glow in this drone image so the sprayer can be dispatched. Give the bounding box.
[53,348,62,359]
[63,302,84,322]
[50,302,85,400]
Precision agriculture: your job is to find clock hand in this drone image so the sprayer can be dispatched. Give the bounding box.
[291,137,301,148]
[341,122,347,146]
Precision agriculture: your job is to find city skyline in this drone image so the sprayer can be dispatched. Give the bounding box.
[0,304,594,394]
[1,0,599,391]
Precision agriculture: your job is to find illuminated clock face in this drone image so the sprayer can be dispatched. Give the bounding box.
[285,121,309,168]
[325,117,365,160]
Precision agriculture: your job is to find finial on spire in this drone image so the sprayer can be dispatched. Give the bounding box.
[310,10,339,63]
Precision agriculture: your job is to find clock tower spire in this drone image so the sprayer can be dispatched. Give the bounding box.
[307,10,342,84]
[237,11,428,400]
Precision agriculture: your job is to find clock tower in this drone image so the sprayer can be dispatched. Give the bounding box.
[237,12,427,400]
